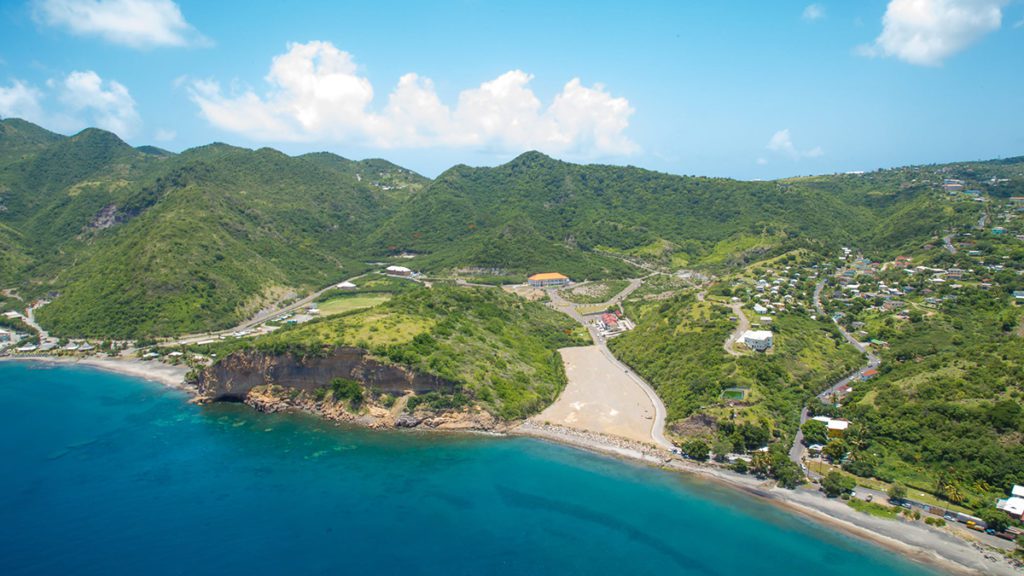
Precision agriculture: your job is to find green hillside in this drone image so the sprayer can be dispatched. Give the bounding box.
[229,285,589,419]
[0,120,426,337]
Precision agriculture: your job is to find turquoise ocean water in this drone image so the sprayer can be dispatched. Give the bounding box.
[0,361,938,575]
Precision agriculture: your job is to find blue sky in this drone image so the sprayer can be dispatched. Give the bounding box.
[1,0,1022,179]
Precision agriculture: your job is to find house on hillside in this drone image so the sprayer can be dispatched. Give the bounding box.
[385,265,413,276]
[336,281,357,289]
[860,369,878,381]
[741,330,773,352]
[812,416,850,438]
[993,227,1006,235]
[527,272,570,288]
[996,485,1024,520]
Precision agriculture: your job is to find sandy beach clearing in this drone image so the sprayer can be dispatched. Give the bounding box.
[532,346,656,443]
[2,356,191,390]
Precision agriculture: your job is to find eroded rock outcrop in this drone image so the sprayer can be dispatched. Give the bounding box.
[192,346,454,402]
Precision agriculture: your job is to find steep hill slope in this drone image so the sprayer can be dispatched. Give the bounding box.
[0,120,426,337]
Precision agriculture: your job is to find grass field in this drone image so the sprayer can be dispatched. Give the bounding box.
[847,498,901,519]
[318,294,391,316]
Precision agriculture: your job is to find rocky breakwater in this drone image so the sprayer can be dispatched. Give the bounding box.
[191,346,501,431]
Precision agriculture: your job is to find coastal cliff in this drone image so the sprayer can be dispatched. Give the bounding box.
[191,346,500,431]
[193,346,455,401]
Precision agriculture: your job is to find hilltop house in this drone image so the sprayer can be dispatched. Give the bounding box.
[741,330,773,352]
[336,281,357,289]
[527,272,570,288]
[384,265,413,276]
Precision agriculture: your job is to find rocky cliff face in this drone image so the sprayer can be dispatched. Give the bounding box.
[193,346,454,402]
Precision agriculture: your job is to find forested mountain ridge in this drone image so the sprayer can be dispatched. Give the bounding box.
[2,117,1022,338]
[0,119,427,337]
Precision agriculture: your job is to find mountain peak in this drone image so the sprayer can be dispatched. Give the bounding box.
[507,150,557,168]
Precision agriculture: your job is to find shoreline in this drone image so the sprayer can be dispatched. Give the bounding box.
[512,422,1019,576]
[1,355,192,391]
[2,356,1017,575]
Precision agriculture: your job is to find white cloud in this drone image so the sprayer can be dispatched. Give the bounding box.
[1015,17,1024,28]
[33,0,206,48]
[803,4,826,21]
[0,71,140,137]
[766,129,823,160]
[59,70,141,136]
[154,128,176,141]
[858,0,1007,66]
[756,157,768,165]
[0,80,45,123]
[188,41,637,157]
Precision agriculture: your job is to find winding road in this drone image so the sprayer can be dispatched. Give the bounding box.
[723,302,750,356]
[546,280,674,451]
[163,273,370,347]
[789,280,881,474]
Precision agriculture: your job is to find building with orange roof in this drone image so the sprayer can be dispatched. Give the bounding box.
[527,272,570,288]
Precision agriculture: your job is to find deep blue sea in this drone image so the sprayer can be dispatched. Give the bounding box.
[0,361,938,576]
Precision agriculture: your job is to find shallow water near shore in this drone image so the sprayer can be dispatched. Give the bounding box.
[0,361,938,576]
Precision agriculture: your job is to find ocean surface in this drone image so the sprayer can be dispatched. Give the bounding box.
[0,361,939,576]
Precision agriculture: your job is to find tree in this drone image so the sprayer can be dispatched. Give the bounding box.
[683,439,710,461]
[731,459,749,474]
[801,419,829,446]
[887,483,907,502]
[977,507,1009,533]
[751,451,772,477]
[822,471,856,498]
[712,438,734,463]
[822,440,847,463]
[842,452,876,478]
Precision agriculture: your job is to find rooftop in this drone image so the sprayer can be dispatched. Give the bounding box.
[528,272,569,281]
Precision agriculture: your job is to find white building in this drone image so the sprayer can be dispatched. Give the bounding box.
[753,303,768,315]
[741,330,773,351]
[336,281,357,289]
[385,265,413,276]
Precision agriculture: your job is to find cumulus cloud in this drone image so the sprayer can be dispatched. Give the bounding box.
[0,80,45,123]
[767,129,823,159]
[33,0,206,48]
[58,71,141,136]
[188,41,637,156]
[803,4,826,21]
[0,71,140,137]
[858,0,1007,66]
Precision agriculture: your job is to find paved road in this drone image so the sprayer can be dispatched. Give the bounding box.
[789,280,881,472]
[164,273,369,347]
[546,280,674,451]
[943,234,957,255]
[722,302,749,356]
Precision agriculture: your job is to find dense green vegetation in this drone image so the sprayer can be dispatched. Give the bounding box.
[242,285,589,419]
[609,293,861,439]
[0,120,426,337]
[5,118,1023,339]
